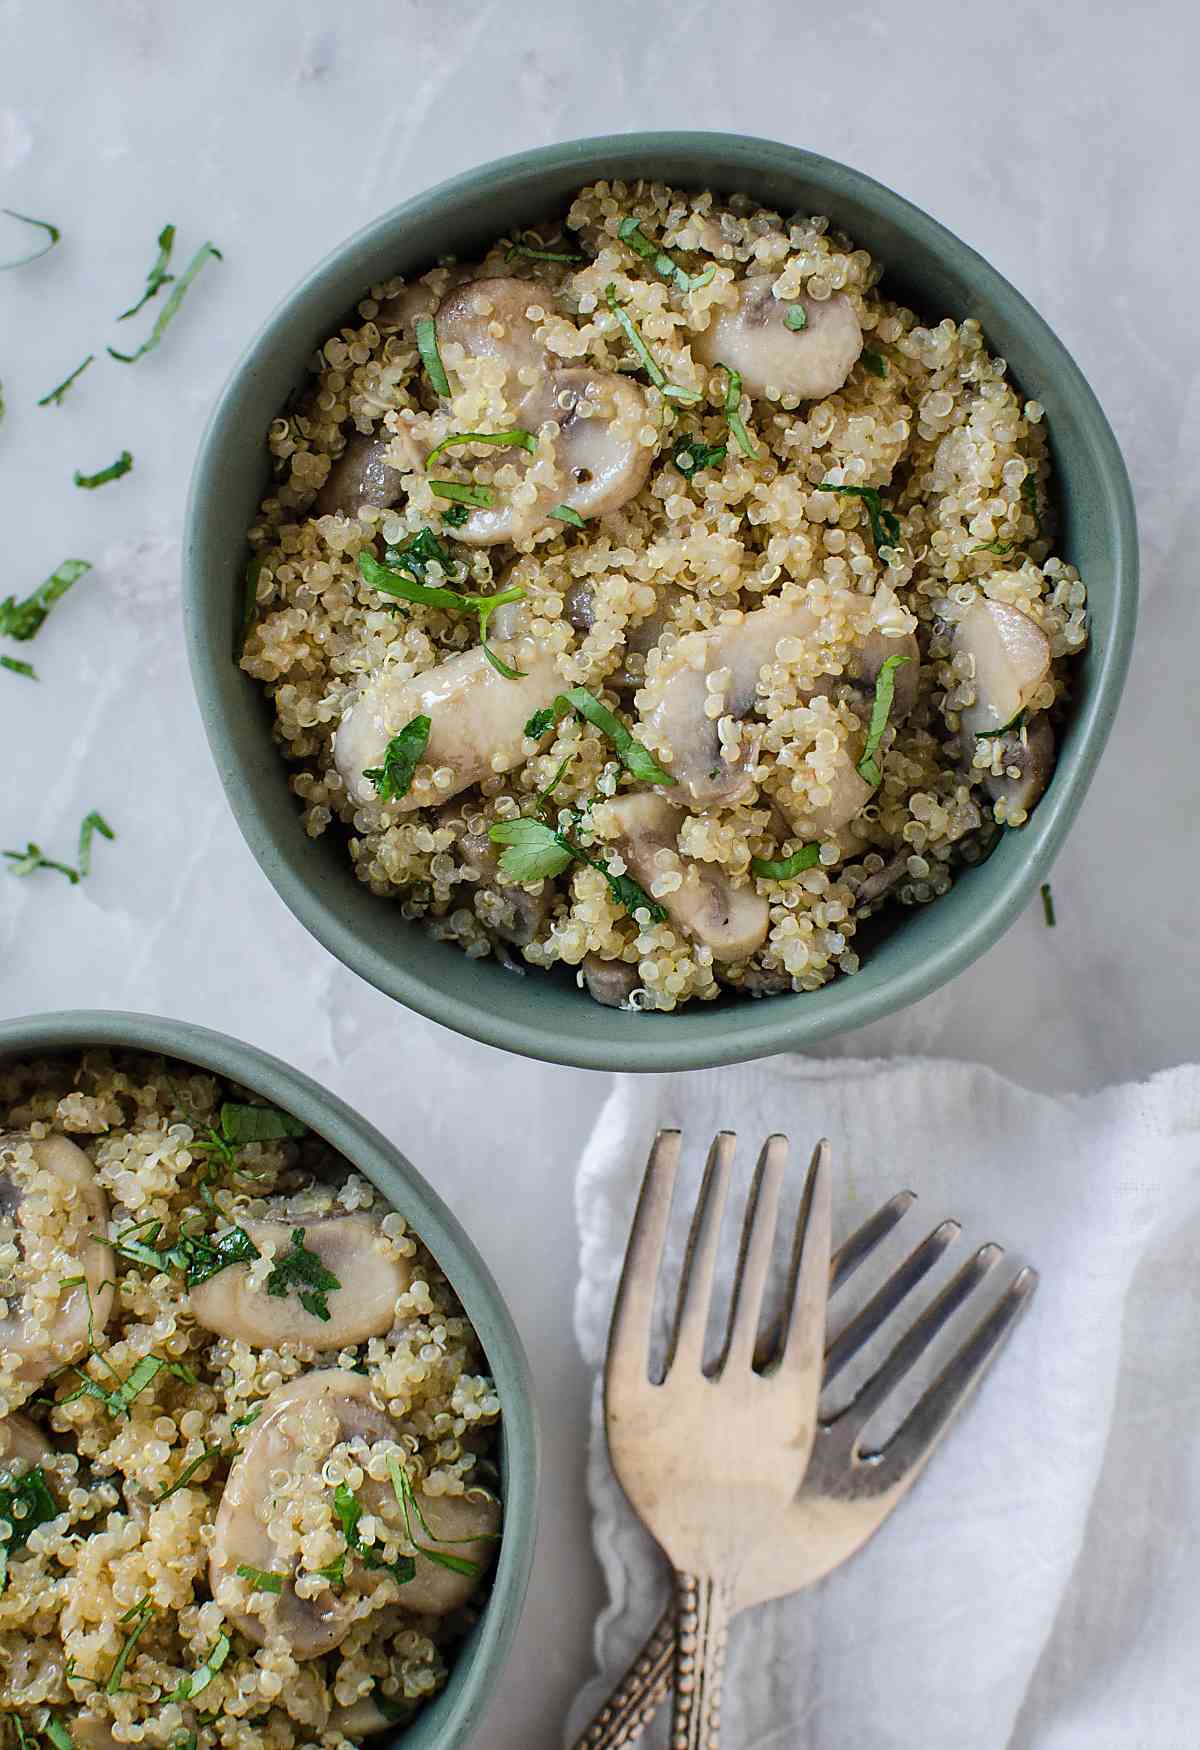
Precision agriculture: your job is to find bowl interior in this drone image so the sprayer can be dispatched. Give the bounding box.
[0,1011,538,1750]
[184,133,1136,1072]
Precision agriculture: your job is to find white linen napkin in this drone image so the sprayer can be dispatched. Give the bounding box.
[566,1056,1200,1750]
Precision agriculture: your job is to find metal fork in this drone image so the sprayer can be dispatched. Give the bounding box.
[604,1128,833,1750]
[576,1186,1037,1748]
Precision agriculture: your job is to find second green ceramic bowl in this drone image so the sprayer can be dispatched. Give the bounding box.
[183,132,1137,1071]
[0,1011,538,1750]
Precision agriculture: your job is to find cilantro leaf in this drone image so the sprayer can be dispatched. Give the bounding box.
[363,715,431,803]
[264,1228,341,1321]
[751,843,822,881]
[37,357,94,407]
[672,436,727,480]
[117,223,176,321]
[487,819,575,883]
[0,1464,57,1591]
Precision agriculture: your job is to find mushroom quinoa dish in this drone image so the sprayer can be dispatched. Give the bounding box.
[240,179,1089,1012]
[0,1053,502,1749]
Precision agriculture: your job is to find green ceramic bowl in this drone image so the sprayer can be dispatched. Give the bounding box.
[183,132,1137,1072]
[0,1010,538,1750]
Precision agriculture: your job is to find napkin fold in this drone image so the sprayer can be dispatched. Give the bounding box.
[567,1056,1200,1749]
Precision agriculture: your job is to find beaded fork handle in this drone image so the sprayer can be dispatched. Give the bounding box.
[571,1606,674,1748]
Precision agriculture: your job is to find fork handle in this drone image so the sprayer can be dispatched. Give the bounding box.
[571,1604,675,1747]
[672,1571,732,1749]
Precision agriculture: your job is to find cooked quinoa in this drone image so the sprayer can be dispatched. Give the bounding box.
[0,1052,501,1750]
[240,179,1088,1012]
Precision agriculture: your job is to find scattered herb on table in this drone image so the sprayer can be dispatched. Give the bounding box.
[117,223,176,321]
[783,304,808,331]
[719,366,758,459]
[414,315,450,397]
[750,843,822,881]
[0,558,92,641]
[488,817,666,922]
[424,429,536,467]
[604,283,700,402]
[3,844,79,884]
[364,714,431,803]
[856,653,913,787]
[107,241,222,363]
[106,1597,154,1693]
[170,1632,230,1702]
[861,349,887,378]
[819,481,902,556]
[1040,882,1056,927]
[1,655,36,680]
[37,356,94,408]
[615,217,715,294]
[1,208,60,269]
[265,1228,341,1321]
[74,450,133,490]
[0,1465,58,1591]
[672,436,727,480]
[549,503,585,527]
[77,810,115,875]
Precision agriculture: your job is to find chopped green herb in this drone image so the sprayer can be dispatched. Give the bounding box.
[0,208,60,269]
[172,1735,198,1750]
[592,863,666,921]
[1021,474,1043,536]
[819,481,902,555]
[235,1564,284,1594]
[172,1226,261,1287]
[42,1718,74,1750]
[524,704,562,740]
[117,223,176,321]
[487,818,575,883]
[550,504,586,528]
[230,1404,263,1432]
[672,436,727,480]
[170,1632,230,1702]
[750,843,822,881]
[505,238,584,264]
[237,553,265,657]
[74,451,133,490]
[364,714,431,803]
[440,502,470,527]
[37,356,95,408]
[0,1465,57,1592]
[537,754,574,808]
[1040,882,1056,927]
[974,709,1027,739]
[558,686,671,784]
[0,558,92,641]
[414,315,450,397]
[77,811,115,877]
[970,538,1015,556]
[856,653,913,787]
[156,1443,223,1502]
[481,640,523,680]
[1,655,36,680]
[264,1228,341,1321]
[331,1483,416,1586]
[107,241,222,363]
[3,844,79,884]
[719,367,758,459]
[783,304,808,332]
[604,283,700,402]
[219,1102,307,1144]
[424,429,536,467]
[382,527,455,580]
[106,1597,154,1693]
[107,1355,164,1413]
[429,479,493,508]
[861,349,887,378]
[615,217,715,294]
[359,552,526,679]
[387,1456,483,1577]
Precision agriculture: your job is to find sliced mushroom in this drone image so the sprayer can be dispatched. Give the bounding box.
[0,1412,54,1474]
[334,641,562,813]
[396,1486,501,1616]
[692,277,863,401]
[374,283,436,335]
[189,1213,410,1348]
[728,964,794,998]
[581,954,641,1009]
[637,599,818,806]
[562,579,598,633]
[612,585,687,691]
[604,793,769,962]
[772,744,876,840]
[849,629,920,724]
[982,713,1055,818]
[0,1132,114,1385]
[315,427,426,519]
[328,1695,406,1739]
[449,369,654,547]
[847,853,910,909]
[954,600,1051,738]
[434,277,549,400]
[450,821,554,947]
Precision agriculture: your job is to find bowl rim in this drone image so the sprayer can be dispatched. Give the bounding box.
[183,129,1138,1072]
[0,1008,539,1750]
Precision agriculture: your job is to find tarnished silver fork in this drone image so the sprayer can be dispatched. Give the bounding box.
[604,1128,833,1750]
[576,1184,1037,1748]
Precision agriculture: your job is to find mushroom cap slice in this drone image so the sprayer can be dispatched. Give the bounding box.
[434,276,549,397]
[396,1485,502,1616]
[851,629,921,724]
[334,641,562,813]
[315,428,426,519]
[0,1411,54,1475]
[327,1695,404,1739]
[772,743,877,840]
[611,585,687,691]
[451,823,554,947]
[637,599,818,807]
[983,713,1055,818]
[692,277,863,401]
[954,600,1051,737]
[0,1132,114,1386]
[581,954,641,1009]
[605,793,769,963]
[189,1214,411,1348]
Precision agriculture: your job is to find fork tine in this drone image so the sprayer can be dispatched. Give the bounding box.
[824,1219,960,1389]
[606,1130,682,1387]
[722,1135,788,1371]
[666,1131,736,1374]
[773,1138,833,1381]
[835,1242,1004,1437]
[872,1266,1038,1481]
[831,1191,917,1295]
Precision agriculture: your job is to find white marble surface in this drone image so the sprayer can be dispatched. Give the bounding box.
[1,1,1196,1743]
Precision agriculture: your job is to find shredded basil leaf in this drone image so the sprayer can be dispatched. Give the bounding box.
[170,1632,230,1702]
[720,366,758,459]
[42,1718,74,1750]
[783,304,808,332]
[117,224,176,321]
[156,1442,223,1502]
[615,217,715,294]
[106,1597,154,1693]
[235,1564,284,1593]
[429,479,493,508]
[0,558,92,641]
[0,1465,57,1592]
[359,551,525,676]
[77,811,115,877]
[856,653,913,787]
[364,714,431,802]
[550,504,585,527]
[1,655,36,680]
[425,429,535,467]
[819,481,902,555]
[331,1483,416,1586]
[505,238,583,264]
[970,538,1015,556]
[440,502,469,527]
[3,844,79,884]
[37,357,94,408]
[0,208,60,269]
[387,1456,483,1577]
[604,283,700,402]
[414,315,450,397]
[219,1102,307,1144]
[1040,882,1056,927]
[74,451,133,490]
[107,242,222,363]
[672,436,727,480]
[861,349,887,378]
[557,686,671,784]
[751,844,822,881]
[264,1228,341,1321]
